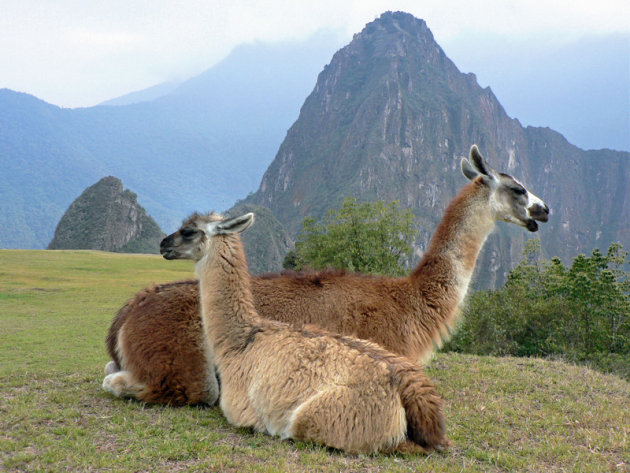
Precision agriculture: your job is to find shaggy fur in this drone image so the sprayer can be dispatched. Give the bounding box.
[104,280,217,405]
[176,213,448,454]
[103,145,549,406]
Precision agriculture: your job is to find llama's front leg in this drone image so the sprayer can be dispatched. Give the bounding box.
[219,382,266,432]
[102,370,147,400]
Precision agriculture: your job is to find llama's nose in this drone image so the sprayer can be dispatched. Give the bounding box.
[159,238,174,258]
[529,203,550,222]
[542,203,550,216]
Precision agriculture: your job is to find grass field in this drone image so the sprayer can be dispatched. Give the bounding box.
[1,250,629,472]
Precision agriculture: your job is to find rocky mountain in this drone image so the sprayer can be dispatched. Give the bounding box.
[446,32,630,152]
[48,176,164,253]
[245,11,630,287]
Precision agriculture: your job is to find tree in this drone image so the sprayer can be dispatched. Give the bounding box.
[288,197,417,276]
[605,243,630,354]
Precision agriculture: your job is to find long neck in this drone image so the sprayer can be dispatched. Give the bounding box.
[410,180,495,324]
[196,234,260,355]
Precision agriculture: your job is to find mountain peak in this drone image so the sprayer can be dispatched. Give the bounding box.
[48,176,164,253]
[347,11,438,60]
[247,11,630,288]
[368,11,430,37]
[254,12,487,226]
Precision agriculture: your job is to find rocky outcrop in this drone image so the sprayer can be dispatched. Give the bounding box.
[48,176,164,253]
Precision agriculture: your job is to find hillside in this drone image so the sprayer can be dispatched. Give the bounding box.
[1,249,628,472]
[48,176,164,253]
[245,11,630,287]
[226,202,293,274]
[445,32,630,152]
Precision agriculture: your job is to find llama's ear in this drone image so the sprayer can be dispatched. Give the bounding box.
[464,145,497,183]
[216,213,255,235]
[470,145,491,176]
[461,158,479,181]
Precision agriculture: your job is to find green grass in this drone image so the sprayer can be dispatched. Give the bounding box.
[1,250,628,472]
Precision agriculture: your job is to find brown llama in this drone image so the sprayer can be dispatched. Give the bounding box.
[103,145,549,406]
[162,211,448,454]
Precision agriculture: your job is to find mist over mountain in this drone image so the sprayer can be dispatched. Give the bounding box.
[445,32,630,152]
[0,31,342,249]
[99,81,181,106]
[244,11,629,287]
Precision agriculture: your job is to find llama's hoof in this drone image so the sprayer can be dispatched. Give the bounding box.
[104,360,119,375]
[435,436,453,451]
[102,374,115,395]
[102,373,123,397]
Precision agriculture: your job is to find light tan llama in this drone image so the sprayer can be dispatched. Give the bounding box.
[164,211,448,454]
[103,145,549,406]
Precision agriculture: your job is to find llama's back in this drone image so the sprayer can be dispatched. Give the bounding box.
[252,271,419,357]
[252,271,352,331]
[106,280,216,405]
[104,270,424,407]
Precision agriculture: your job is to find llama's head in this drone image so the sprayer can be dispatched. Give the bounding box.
[160,212,255,261]
[461,145,549,232]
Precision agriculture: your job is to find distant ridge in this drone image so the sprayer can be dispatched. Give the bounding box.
[48,176,164,253]
[99,81,181,106]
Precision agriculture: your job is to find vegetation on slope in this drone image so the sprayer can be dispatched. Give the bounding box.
[447,240,630,380]
[286,197,416,276]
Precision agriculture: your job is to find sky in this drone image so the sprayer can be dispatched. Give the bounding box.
[1,0,628,108]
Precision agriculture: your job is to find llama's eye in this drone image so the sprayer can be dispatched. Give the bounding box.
[512,187,526,196]
[180,228,197,238]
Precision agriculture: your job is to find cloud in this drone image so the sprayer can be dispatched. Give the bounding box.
[0,0,628,107]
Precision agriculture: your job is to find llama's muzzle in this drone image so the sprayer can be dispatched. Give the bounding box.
[526,219,539,232]
[159,236,176,259]
[529,203,550,222]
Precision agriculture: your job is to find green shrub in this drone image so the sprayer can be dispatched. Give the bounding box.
[446,241,630,380]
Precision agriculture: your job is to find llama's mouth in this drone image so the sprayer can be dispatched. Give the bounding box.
[160,249,177,260]
[525,219,539,232]
[529,203,550,223]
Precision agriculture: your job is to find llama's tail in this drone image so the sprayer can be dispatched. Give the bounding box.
[394,362,449,450]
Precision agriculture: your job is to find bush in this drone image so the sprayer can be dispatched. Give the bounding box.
[288,197,417,276]
[445,241,630,380]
